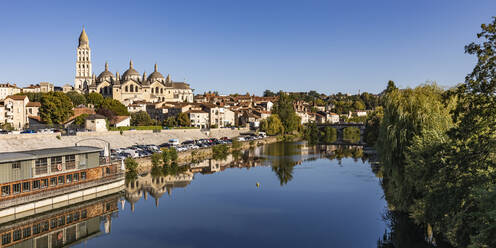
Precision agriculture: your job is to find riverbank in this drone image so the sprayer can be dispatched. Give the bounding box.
[134,136,279,174]
[0,128,250,153]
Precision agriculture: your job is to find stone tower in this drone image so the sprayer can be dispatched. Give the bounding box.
[74,27,92,92]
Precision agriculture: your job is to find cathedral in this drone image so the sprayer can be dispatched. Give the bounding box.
[74,28,194,104]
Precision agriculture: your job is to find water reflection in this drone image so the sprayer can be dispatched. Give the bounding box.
[0,190,121,248]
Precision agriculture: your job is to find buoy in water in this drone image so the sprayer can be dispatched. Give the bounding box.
[256,182,260,188]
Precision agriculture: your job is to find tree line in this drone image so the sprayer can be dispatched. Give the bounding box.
[372,18,496,248]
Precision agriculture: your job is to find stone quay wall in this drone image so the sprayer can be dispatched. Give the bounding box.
[0,128,250,153]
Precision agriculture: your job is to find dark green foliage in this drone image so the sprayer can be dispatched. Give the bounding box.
[304,123,337,145]
[124,157,138,172]
[39,92,74,124]
[16,92,43,102]
[364,107,383,147]
[131,111,152,126]
[66,91,87,106]
[168,147,178,162]
[212,144,229,160]
[176,112,191,126]
[74,113,88,126]
[272,92,301,134]
[85,92,104,107]
[263,90,276,97]
[99,98,129,116]
[343,127,360,143]
[260,115,284,135]
[164,117,177,127]
[151,152,162,167]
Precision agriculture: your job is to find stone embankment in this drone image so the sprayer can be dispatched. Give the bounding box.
[0,128,250,153]
[134,136,279,174]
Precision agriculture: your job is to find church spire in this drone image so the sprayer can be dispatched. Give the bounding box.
[166,74,171,83]
[78,27,89,48]
[129,60,134,69]
[105,61,109,71]
[154,63,158,72]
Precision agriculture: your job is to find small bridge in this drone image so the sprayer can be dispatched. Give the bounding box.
[315,122,366,144]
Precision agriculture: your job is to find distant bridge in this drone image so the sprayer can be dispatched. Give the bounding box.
[315,122,366,144]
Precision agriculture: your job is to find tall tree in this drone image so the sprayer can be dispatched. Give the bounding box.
[85,92,104,107]
[66,91,87,106]
[131,111,152,126]
[272,92,300,134]
[39,92,74,124]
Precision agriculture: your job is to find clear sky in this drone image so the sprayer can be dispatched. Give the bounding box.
[0,0,495,95]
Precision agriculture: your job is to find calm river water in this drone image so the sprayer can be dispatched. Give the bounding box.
[68,142,432,247]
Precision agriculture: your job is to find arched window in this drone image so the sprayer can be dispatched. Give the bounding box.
[151,88,154,94]
[125,86,128,92]
[130,85,134,92]
[160,88,163,94]
[156,87,159,94]
[135,86,138,92]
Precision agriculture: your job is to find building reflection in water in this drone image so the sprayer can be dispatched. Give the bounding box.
[0,187,122,248]
[124,142,370,206]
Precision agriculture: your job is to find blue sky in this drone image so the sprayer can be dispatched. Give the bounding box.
[0,0,495,95]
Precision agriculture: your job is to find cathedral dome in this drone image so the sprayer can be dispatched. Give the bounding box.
[122,60,140,79]
[97,62,113,81]
[148,64,164,80]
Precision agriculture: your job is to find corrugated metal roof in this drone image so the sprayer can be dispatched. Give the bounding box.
[0,146,102,163]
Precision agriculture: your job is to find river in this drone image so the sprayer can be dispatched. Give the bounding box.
[1,142,437,247]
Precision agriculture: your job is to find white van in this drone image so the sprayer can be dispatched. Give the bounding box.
[169,139,180,146]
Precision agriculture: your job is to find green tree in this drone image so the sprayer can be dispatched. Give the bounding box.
[266,114,284,136]
[124,157,138,172]
[39,92,74,124]
[353,100,365,110]
[99,98,129,116]
[323,126,337,143]
[66,91,87,106]
[74,113,89,126]
[272,92,300,134]
[176,112,191,126]
[164,117,177,127]
[168,148,178,162]
[131,111,152,126]
[85,92,104,107]
[151,152,162,167]
[162,149,170,164]
[263,90,276,97]
[364,107,383,146]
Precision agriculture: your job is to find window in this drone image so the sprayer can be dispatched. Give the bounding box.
[35,158,48,174]
[81,172,87,180]
[81,210,87,219]
[50,177,57,186]
[33,223,40,234]
[41,179,48,188]
[51,156,62,172]
[13,183,21,194]
[1,186,10,196]
[33,180,40,190]
[12,161,20,169]
[66,155,76,169]
[74,212,80,221]
[135,86,138,92]
[130,85,134,92]
[42,221,49,232]
[106,167,110,174]
[74,173,79,182]
[58,176,64,184]
[125,86,128,92]
[22,182,30,192]
[50,219,57,229]
[2,233,11,245]
[67,214,73,224]
[22,227,31,238]
[79,154,87,167]
[12,230,21,241]
[66,174,72,183]
[58,216,65,226]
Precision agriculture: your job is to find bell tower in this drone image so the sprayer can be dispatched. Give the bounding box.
[74,27,92,92]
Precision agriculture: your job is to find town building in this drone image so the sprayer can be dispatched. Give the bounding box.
[73,28,194,104]
[2,95,40,130]
[0,83,21,100]
[21,82,54,93]
[85,114,107,132]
